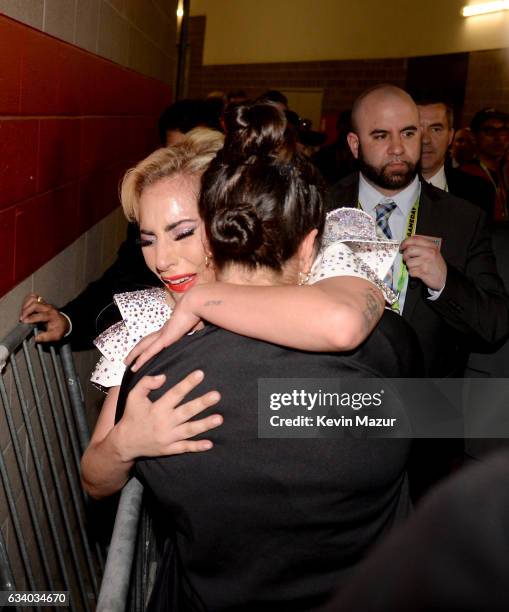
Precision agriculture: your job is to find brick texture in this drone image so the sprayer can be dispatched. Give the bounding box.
[188,17,407,116]
[189,16,509,131]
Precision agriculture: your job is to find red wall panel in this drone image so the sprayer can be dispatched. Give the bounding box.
[0,14,172,298]
[0,208,15,295]
[0,119,39,210]
[0,18,23,114]
[77,163,127,235]
[19,26,63,115]
[38,118,81,192]
[14,184,79,282]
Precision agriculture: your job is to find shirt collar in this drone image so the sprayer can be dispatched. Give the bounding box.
[358,173,420,216]
[426,165,447,191]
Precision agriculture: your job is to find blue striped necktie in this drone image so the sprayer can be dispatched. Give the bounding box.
[375,200,397,288]
[375,200,397,239]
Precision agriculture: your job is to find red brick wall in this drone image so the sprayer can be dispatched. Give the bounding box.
[0,15,172,298]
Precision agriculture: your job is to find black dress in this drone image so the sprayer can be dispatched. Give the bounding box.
[116,310,423,611]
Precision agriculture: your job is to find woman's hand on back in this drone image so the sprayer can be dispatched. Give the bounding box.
[81,370,223,499]
[116,370,223,460]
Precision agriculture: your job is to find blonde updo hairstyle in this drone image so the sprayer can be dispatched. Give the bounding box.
[121,127,225,223]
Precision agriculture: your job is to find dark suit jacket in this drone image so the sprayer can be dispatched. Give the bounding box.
[61,222,159,350]
[465,223,509,459]
[328,173,509,376]
[445,164,495,219]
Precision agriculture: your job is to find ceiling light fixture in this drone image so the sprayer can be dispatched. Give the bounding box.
[462,1,509,17]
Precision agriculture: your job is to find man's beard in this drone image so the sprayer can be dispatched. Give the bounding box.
[358,146,418,190]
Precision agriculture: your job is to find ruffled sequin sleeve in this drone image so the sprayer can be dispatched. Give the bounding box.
[91,355,126,389]
[90,288,172,390]
[91,321,131,388]
[308,207,399,305]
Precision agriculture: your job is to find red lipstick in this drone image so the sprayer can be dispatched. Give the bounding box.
[161,273,198,293]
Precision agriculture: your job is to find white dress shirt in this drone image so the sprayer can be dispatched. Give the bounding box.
[358,174,442,312]
[426,165,448,192]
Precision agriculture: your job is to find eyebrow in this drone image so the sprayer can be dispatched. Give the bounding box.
[140,218,197,235]
[368,125,418,136]
[428,122,445,128]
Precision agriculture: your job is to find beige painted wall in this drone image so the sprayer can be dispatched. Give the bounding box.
[191,0,509,64]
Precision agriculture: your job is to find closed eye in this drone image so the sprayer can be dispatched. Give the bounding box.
[175,228,196,241]
[136,236,154,247]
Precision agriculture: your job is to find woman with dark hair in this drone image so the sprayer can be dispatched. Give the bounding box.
[111,103,421,610]
[82,112,401,498]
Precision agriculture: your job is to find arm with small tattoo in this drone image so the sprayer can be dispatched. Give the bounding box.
[362,287,384,335]
[128,277,385,370]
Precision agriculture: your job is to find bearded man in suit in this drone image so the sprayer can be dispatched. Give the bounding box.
[327,85,509,497]
[328,84,509,379]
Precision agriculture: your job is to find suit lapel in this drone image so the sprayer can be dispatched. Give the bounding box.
[401,181,435,321]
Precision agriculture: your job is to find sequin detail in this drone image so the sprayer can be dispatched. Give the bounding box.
[309,208,399,304]
[91,288,172,389]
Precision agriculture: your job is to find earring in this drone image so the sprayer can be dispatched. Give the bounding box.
[298,271,310,286]
[205,254,212,268]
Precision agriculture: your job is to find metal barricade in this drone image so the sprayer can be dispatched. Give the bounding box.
[0,324,104,610]
[96,479,158,612]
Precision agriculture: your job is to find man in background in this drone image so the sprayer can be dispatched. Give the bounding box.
[329,84,508,378]
[450,126,476,168]
[328,84,509,497]
[416,98,494,218]
[462,108,509,222]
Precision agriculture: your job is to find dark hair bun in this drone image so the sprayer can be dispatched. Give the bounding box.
[209,204,263,256]
[224,102,295,161]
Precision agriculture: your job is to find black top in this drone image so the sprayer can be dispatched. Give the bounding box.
[117,310,422,611]
[445,164,495,220]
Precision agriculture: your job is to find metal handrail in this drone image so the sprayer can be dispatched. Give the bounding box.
[96,478,144,612]
[0,323,154,611]
[0,324,104,609]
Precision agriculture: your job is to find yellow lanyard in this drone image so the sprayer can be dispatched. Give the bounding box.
[391,198,420,312]
[357,198,420,312]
